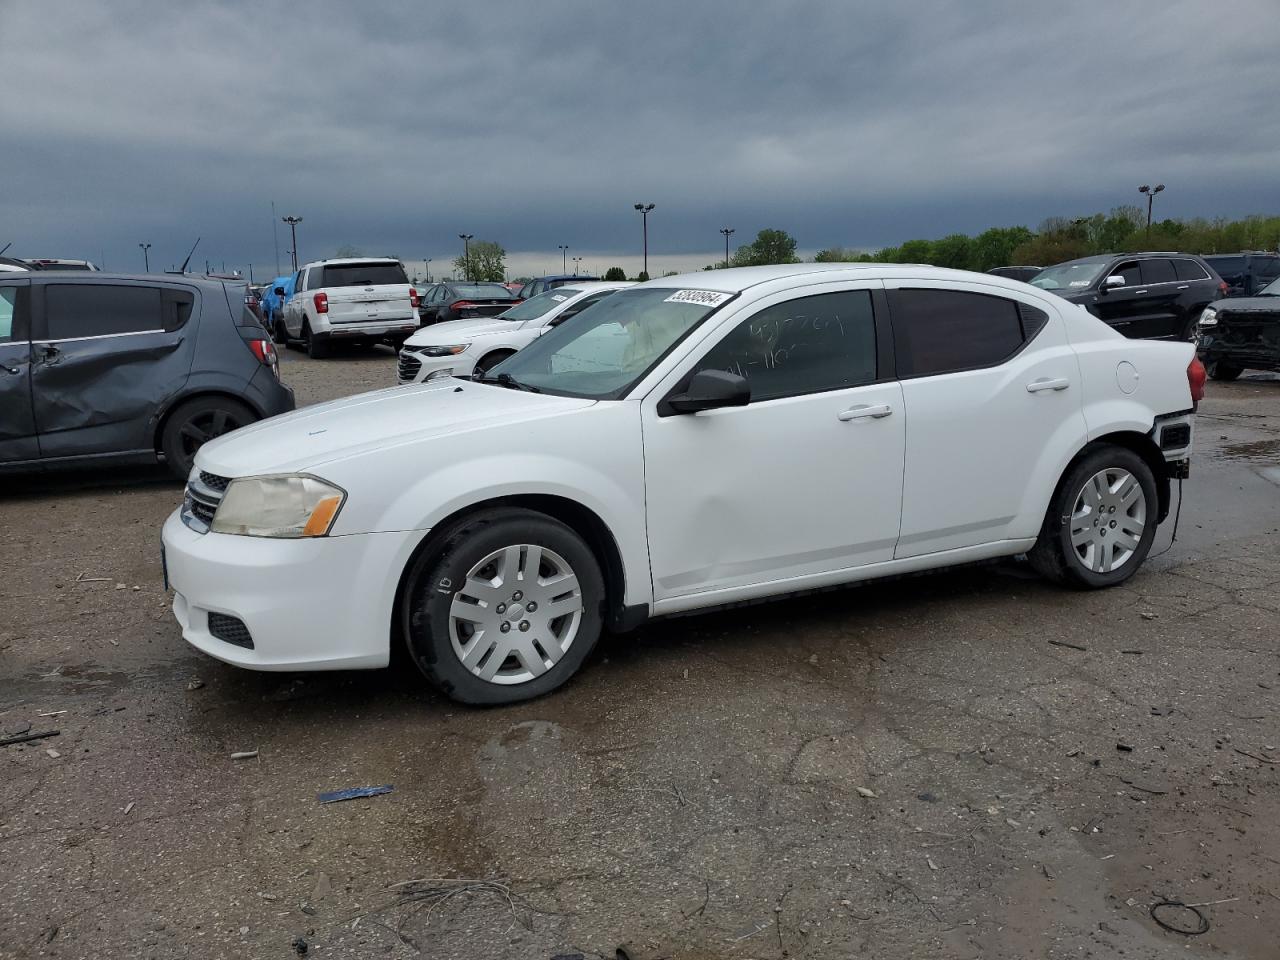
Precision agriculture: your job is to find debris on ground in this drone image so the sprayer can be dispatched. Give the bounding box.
[186,679,204,691]
[291,935,308,955]
[1150,900,1210,935]
[1116,742,1134,752]
[0,729,60,748]
[123,801,135,815]
[317,784,393,804]
[855,787,877,799]
[1048,640,1087,651]
[230,750,259,761]
[4,720,32,736]
[45,748,60,758]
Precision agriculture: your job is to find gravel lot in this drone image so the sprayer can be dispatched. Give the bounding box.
[2,346,1278,960]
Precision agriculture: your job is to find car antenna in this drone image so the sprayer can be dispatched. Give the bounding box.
[0,242,11,256]
[171,236,201,275]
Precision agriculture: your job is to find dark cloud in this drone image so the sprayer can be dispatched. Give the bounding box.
[5,0,1278,274]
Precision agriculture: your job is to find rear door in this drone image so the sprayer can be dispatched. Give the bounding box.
[0,279,38,463]
[320,261,414,324]
[30,281,197,458]
[1132,257,1184,339]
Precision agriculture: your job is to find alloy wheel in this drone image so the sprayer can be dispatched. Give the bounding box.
[178,408,248,460]
[1069,467,1147,574]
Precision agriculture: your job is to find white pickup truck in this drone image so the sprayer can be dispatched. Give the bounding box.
[279,258,420,358]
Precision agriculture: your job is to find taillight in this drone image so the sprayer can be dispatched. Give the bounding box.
[1218,281,1229,296]
[409,288,419,308]
[313,292,329,313]
[1187,356,1206,406]
[451,300,475,310]
[247,338,278,366]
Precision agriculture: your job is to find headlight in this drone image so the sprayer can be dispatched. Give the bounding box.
[1198,307,1218,327]
[420,344,468,357]
[211,475,346,538]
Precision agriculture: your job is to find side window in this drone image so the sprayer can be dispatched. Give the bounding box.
[45,284,164,340]
[0,286,30,342]
[292,271,303,294]
[303,268,318,291]
[551,292,610,325]
[161,288,196,331]
[1173,259,1209,281]
[692,290,877,402]
[891,289,1024,378]
[1113,261,1142,286]
[1140,258,1177,284]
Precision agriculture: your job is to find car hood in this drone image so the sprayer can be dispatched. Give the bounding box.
[194,380,594,477]
[404,316,527,345]
[1214,296,1280,314]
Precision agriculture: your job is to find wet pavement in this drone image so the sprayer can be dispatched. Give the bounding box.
[2,349,1278,960]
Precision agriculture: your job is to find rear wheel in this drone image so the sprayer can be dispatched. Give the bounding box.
[160,397,256,480]
[304,321,331,359]
[1029,445,1158,589]
[402,508,605,704]
[1205,359,1243,381]
[474,349,516,377]
[273,315,289,345]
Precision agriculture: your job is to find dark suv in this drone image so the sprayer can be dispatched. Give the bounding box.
[1197,275,1280,380]
[1201,253,1280,298]
[0,273,294,480]
[1029,252,1223,340]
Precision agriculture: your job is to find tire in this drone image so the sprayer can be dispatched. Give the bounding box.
[303,322,331,359]
[273,315,289,345]
[402,508,605,705]
[1206,359,1243,381]
[160,396,256,480]
[474,350,515,377]
[1028,445,1158,589]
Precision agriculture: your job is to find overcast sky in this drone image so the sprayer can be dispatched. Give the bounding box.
[5,0,1279,279]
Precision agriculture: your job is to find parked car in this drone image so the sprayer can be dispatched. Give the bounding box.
[1201,252,1280,298]
[987,265,1042,283]
[1197,275,1280,380]
[398,281,634,383]
[163,264,1199,705]
[279,258,419,358]
[25,259,99,271]
[0,273,293,479]
[0,257,31,273]
[1030,252,1223,340]
[416,281,518,326]
[518,274,600,299]
[261,274,293,334]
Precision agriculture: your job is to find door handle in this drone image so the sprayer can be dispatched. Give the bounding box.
[2,363,20,375]
[838,403,893,421]
[1135,289,1148,294]
[1026,377,1070,393]
[1177,285,1189,290]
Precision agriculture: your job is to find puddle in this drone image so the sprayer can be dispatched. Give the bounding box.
[1218,438,1280,462]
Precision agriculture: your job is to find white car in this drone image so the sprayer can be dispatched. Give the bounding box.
[397,281,634,383]
[278,257,419,358]
[162,264,1200,705]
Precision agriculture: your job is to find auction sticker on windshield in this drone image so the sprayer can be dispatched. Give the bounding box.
[664,289,732,308]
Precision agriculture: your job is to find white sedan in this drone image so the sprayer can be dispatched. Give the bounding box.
[397,281,633,383]
[162,264,1200,704]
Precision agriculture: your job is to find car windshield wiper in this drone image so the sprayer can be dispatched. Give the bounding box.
[479,372,540,393]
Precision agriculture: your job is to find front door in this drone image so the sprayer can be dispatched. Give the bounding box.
[0,280,38,463]
[642,285,905,606]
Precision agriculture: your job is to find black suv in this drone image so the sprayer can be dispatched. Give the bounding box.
[0,273,295,480]
[1030,252,1223,340]
[1202,252,1280,298]
[1197,275,1280,380]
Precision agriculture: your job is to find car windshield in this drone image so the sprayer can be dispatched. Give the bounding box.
[498,288,581,321]
[450,283,515,300]
[1257,277,1280,297]
[1030,261,1108,291]
[321,262,409,287]
[487,287,732,399]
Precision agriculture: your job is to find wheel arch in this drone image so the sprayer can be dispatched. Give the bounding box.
[151,388,265,454]
[1061,430,1170,522]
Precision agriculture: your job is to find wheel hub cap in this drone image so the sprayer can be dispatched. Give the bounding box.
[1069,468,1147,574]
[447,544,583,685]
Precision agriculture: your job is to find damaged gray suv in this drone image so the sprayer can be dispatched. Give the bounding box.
[0,273,294,480]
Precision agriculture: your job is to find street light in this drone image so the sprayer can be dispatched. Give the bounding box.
[458,234,474,280]
[634,203,655,278]
[558,245,568,273]
[139,242,151,272]
[572,256,583,275]
[282,216,303,271]
[719,227,735,268]
[425,258,432,283]
[1138,184,1165,241]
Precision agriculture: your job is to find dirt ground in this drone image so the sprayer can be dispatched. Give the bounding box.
[2,347,1278,960]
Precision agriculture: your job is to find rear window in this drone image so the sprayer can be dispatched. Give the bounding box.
[1205,256,1246,277]
[1140,259,1177,284]
[320,262,409,287]
[1174,259,1209,281]
[1253,258,1280,280]
[891,289,1027,378]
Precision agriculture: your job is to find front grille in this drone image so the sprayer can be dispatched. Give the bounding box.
[208,612,254,649]
[199,471,230,493]
[181,471,230,534]
[398,351,423,383]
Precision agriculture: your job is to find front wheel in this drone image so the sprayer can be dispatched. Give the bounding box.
[402,508,605,704]
[1029,446,1158,589]
[474,350,515,377]
[160,397,256,480]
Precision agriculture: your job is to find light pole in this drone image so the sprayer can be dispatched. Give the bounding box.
[425,258,432,283]
[572,256,583,275]
[458,234,474,280]
[1138,184,1165,242]
[633,203,655,278]
[719,227,735,268]
[139,242,151,272]
[282,216,303,271]
[558,245,568,273]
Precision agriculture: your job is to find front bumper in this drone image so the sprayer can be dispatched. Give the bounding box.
[397,348,477,384]
[162,510,421,671]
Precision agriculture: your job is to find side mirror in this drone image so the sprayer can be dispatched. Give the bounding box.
[1101,274,1126,293]
[274,286,285,296]
[667,369,751,414]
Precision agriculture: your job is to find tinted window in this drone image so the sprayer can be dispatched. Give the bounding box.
[1173,259,1209,281]
[1113,262,1142,286]
[162,288,195,331]
[1019,303,1049,340]
[45,284,163,340]
[0,286,27,342]
[448,284,515,300]
[1205,256,1245,278]
[1253,258,1280,280]
[892,289,1024,378]
[693,291,876,401]
[320,262,409,287]
[1140,258,1177,284]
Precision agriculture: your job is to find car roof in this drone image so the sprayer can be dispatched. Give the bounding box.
[301,257,402,268]
[541,281,633,294]
[534,274,598,281]
[13,271,237,290]
[639,262,1046,294]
